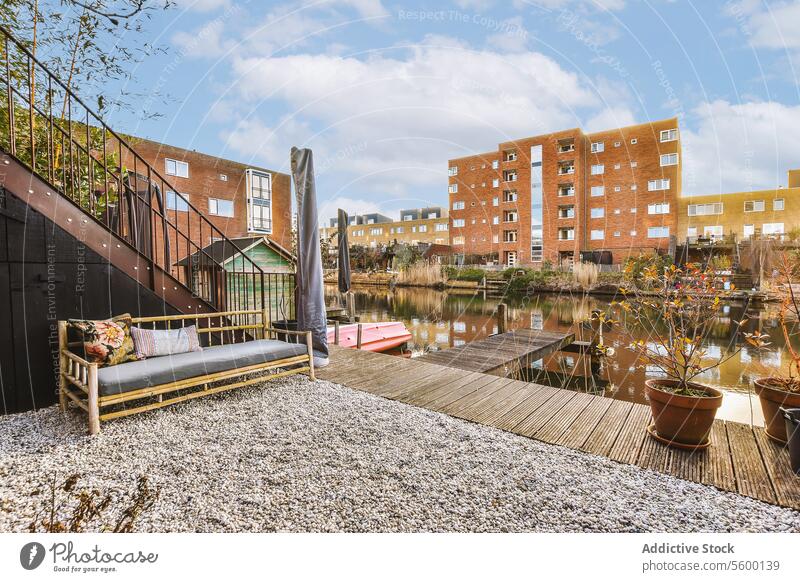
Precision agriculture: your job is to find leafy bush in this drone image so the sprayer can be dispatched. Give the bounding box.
[444,266,486,282]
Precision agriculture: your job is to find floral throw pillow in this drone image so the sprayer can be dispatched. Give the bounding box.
[68,314,140,367]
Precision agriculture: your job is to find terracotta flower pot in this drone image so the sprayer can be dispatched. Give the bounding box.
[645,379,723,447]
[754,378,800,443]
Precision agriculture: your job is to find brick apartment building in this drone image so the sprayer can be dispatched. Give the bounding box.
[125,138,293,251]
[320,207,450,249]
[448,118,681,267]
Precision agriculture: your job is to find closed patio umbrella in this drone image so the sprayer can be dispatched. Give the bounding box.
[337,208,351,294]
[291,147,329,367]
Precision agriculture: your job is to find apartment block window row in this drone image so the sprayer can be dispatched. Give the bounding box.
[648,179,670,191]
[435,223,448,231]
[369,228,383,235]
[687,202,722,216]
[648,203,670,215]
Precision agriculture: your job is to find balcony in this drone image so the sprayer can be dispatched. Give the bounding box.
[557,139,575,153]
[503,150,518,162]
[558,185,575,197]
[557,163,575,176]
[558,206,575,219]
[503,231,518,243]
[503,170,518,182]
[503,212,518,223]
[558,229,575,241]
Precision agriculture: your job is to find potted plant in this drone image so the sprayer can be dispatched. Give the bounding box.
[609,261,741,449]
[745,252,800,443]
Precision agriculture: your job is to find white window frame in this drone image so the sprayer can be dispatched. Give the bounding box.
[208,198,234,218]
[687,202,723,216]
[647,226,669,238]
[452,218,465,227]
[166,190,190,212]
[774,198,785,211]
[590,207,604,219]
[660,129,678,142]
[448,166,458,176]
[591,164,605,175]
[591,141,604,153]
[452,201,464,210]
[590,229,605,240]
[660,153,679,167]
[763,222,784,235]
[246,169,272,233]
[744,200,765,212]
[648,179,670,191]
[648,203,670,215]
[448,184,458,194]
[165,158,189,178]
[590,185,605,197]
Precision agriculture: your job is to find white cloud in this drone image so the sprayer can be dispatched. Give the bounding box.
[318,197,383,226]
[486,17,530,53]
[336,0,390,19]
[172,19,233,59]
[727,0,800,49]
[681,100,800,195]
[584,106,636,132]
[173,0,230,12]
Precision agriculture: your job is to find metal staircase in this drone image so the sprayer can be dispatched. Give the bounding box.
[0,26,283,317]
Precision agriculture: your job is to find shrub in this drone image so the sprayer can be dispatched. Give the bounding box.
[396,261,445,286]
[573,262,599,288]
[444,266,486,282]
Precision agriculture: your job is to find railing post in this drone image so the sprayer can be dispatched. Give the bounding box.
[356,323,363,350]
[334,320,340,345]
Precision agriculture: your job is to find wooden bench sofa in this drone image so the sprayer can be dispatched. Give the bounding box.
[58,309,315,435]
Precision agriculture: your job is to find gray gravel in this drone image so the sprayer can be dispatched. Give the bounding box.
[1,375,798,532]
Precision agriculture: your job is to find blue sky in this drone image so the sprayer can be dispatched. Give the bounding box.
[103,0,800,222]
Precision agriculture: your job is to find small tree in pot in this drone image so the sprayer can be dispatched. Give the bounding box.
[745,252,800,443]
[610,261,741,449]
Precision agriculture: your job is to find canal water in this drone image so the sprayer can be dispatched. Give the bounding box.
[325,284,793,426]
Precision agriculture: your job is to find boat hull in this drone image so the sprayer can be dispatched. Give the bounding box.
[327,322,412,352]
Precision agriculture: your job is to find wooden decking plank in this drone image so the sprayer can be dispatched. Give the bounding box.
[394,368,470,404]
[404,371,485,407]
[493,385,560,432]
[636,429,670,473]
[440,377,517,415]
[663,446,706,484]
[339,357,415,392]
[727,422,777,504]
[512,389,576,438]
[556,396,614,449]
[608,404,650,464]
[425,376,509,412]
[535,391,596,444]
[702,420,736,492]
[379,366,458,399]
[580,400,634,456]
[460,383,540,426]
[753,428,800,510]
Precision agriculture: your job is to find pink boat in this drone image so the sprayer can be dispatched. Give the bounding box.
[327,321,412,352]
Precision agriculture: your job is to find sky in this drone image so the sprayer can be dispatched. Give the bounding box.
[102,0,800,223]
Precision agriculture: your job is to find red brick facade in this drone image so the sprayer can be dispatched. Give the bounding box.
[125,138,292,251]
[448,118,681,266]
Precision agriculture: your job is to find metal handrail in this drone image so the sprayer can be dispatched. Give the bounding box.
[0,26,290,315]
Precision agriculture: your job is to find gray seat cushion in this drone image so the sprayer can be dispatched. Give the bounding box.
[97,339,308,397]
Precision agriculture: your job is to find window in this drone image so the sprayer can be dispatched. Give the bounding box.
[503,211,518,222]
[631,184,637,191]
[492,178,500,188]
[660,153,679,166]
[660,129,678,142]
[453,218,465,227]
[648,179,670,191]
[558,162,575,175]
[165,158,189,178]
[448,184,458,193]
[558,205,575,219]
[591,207,604,219]
[247,170,272,232]
[648,226,669,238]
[503,190,517,202]
[743,224,754,238]
[614,186,621,192]
[208,198,234,217]
[503,230,518,242]
[452,201,465,210]
[558,185,574,197]
[744,200,765,212]
[396,226,404,234]
[648,203,670,215]
[591,164,604,175]
[503,170,517,182]
[448,166,458,176]
[630,230,637,236]
[774,198,785,211]
[435,223,448,231]
[614,231,621,237]
[614,141,621,147]
[419,225,427,233]
[452,236,465,245]
[558,228,575,241]
[591,142,604,153]
[630,207,637,213]
[504,150,517,161]
[630,161,638,168]
[219,174,228,182]
[492,216,500,225]
[590,185,605,197]
[687,227,697,239]
[492,234,499,244]
[492,160,499,169]
[687,202,722,216]
[403,214,414,221]
[614,209,621,214]
[166,191,189,212]
[489,197,497,206]
[614,163,621,170]
[630,138,638,144]
[704,225,723,239]
[590,229,604,240]
[763,223,784,235]
[369,227,383,235]
[353,229,364,237]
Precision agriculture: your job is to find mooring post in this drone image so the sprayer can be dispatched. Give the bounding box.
[334,320,340,345]
[356,323,363,349]
[497,303,507,334]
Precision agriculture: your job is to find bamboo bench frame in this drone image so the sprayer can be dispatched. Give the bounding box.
[58,309,315,435]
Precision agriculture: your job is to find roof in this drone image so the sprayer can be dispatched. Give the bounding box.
[423,244,454,258]
[176,236,295,267]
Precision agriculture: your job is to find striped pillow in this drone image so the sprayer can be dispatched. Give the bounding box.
[130,325,202,359]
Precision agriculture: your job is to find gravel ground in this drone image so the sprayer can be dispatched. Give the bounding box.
[1,375,798,533]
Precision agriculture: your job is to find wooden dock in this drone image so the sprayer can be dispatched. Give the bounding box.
[318,346,800,511]
[417,329,575,377]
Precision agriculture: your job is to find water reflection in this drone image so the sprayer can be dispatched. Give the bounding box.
[325,284,793,425]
